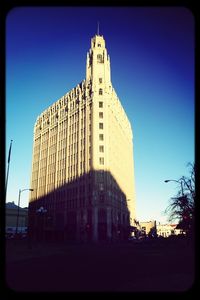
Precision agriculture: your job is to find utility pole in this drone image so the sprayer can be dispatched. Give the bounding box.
[5,139,13,201]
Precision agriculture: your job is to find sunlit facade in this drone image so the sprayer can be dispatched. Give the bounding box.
[156,224,183,237]
[29,34,135,242]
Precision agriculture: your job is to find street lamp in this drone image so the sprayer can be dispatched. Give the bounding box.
[164,179,184,196]
[36,206,47,241]
[36,206,47,213]
[15,188,34,235]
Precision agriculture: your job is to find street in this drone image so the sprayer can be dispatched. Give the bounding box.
[5,237,195,292]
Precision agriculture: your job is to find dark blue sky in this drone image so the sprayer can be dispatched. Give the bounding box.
[6,7,194,223]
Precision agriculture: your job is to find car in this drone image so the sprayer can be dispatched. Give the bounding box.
[6,233,14,239]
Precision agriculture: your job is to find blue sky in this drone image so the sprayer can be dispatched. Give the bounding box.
[6,7,194,223]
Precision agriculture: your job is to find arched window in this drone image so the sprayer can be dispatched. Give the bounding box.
[97,54,103,63]
[99,88,103,95]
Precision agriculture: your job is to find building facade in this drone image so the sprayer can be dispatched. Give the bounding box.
[139,220,157,237]
[29,34,135,242]
[6,202,28,236]
[157,224,182,237]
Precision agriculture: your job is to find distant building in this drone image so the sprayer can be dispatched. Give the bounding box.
[139,220,157,237]
[6,202,28,234]
[29,33,136,242]
[157,223,182,237]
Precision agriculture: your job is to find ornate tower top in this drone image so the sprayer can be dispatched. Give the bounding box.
[86,34,111,88]
[90,34,106,49]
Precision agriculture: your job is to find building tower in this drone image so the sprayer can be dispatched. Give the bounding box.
[29,33,136,242]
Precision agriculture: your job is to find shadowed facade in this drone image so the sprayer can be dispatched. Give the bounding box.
[29,33,135,242]
[29,170,130,242]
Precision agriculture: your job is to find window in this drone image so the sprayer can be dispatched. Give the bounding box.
[99,157,104,165]
[99,101,103,108]
[99,183,104,190]
[99,194,104,202]
[99,123,103,129]
[99,89,103,95]
[97,54,103,63]
[99,145,104,152]
[99,112,103,118]
[99,134,104,141]
[99,171,104,181]
[98,43,101,47]
[99,78,102,84]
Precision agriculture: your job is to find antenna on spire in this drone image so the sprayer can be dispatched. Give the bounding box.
[97,21,100,35]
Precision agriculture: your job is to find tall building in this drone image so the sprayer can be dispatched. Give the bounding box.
[29,33,136,242]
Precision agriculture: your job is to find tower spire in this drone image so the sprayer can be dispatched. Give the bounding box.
[97,21,99,35]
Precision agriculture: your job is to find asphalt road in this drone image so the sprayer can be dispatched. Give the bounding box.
[5,238,195,293]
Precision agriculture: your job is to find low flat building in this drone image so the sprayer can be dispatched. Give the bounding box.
[6,202,28,235]
[157,223,182,237]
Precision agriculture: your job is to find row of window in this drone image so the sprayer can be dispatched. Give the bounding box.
[33,153,40,162]
[99,103,104,165]
[36,90,91,130]
[34,137,89,165]
[40,109,88,130]
[57,158,66,169]
[59,129,67,140]
[57,169,66,181]
[35,111,91,141]
[39,160,47,170]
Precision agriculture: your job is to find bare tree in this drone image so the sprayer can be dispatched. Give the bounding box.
[165,163,195,235]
